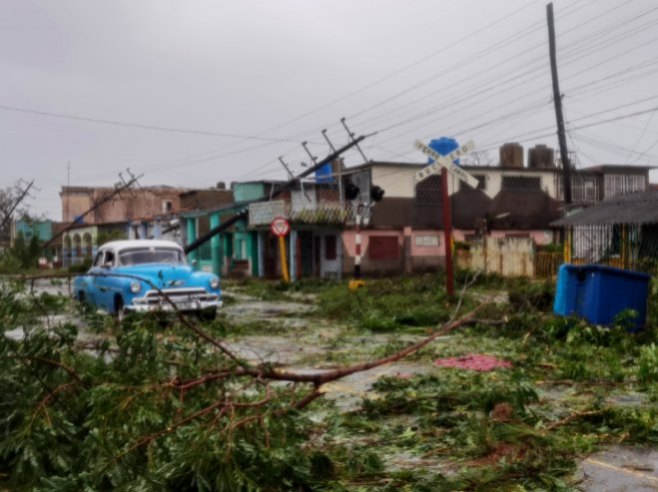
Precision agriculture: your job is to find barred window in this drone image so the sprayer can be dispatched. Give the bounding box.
[557,174,599,203]
[604,174,646,198]
[415,175,443,205]
[501,176,541,191]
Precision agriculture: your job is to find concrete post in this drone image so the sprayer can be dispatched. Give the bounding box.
[404,226,413,274]
[186,218,198,268]
[289,229,297,282]
[153,218,162,239]
[257,232,265,278]
[210,213,221,276]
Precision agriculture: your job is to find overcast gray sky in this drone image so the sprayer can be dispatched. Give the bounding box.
[2,0,657,219]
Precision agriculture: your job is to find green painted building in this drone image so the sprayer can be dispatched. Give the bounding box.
[182,182,270,276]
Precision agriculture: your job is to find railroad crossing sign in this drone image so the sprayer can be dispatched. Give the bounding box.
[270,216,290,237]
[413,140,478,188]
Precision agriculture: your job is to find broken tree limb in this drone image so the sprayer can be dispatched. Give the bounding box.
[19,271,484,389]
[0,180,34,233]
[20,271,245,366]
[241,304,483,386]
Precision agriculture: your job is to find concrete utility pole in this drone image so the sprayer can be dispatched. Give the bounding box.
[184,135,368,254]
[547,2,572,205]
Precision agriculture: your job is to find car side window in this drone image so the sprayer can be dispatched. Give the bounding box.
[93,252,104,267]
[104,251,115,267]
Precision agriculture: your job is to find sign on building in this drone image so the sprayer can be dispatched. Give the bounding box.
[249,200,286,226]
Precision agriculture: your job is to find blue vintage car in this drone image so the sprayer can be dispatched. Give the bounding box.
[73,239,222,320]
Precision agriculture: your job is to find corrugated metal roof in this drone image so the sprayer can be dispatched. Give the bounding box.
[551,191,658,226]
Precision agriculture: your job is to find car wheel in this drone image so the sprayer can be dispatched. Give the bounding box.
[76,291,91,311]
[115,296,127,323]
[198,308,217,322]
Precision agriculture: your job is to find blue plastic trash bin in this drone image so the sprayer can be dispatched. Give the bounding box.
[553,264,651,329]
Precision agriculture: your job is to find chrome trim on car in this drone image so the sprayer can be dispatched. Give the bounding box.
[125,287,221,313]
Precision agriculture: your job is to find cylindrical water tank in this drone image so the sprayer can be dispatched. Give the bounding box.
[499,143,524,168]
[528,144,555,168]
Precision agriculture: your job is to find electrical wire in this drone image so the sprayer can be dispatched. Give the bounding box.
[0,104,306,143]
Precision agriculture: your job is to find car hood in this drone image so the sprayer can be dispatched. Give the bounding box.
[113,264,198,289]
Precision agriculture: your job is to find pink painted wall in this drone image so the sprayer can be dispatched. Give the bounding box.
[341,230,402,257]
[342,229,444,258]
[409,230,443,256]
[342,228,555,260]
[453,229,555,245]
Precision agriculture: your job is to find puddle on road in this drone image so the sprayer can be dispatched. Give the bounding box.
[320,361,435,411]
[223,297,315,321]
[15,278,72,297]
[576,446,658,491]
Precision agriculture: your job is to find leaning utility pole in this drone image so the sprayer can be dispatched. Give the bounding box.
[43,172,143,250]
[184,134,368,254]
[547,2,572,205]
[0,180,35,233]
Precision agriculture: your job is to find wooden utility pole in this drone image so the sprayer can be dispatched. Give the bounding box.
[0,180,34,233]
[43,172,142,250]
[547,2,572,205]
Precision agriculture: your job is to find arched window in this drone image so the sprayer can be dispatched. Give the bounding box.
[73,234,82,257]
[64,235,72,258]
[82,233,93,258]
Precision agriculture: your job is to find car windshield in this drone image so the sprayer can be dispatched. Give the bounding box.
[118,247,186,266]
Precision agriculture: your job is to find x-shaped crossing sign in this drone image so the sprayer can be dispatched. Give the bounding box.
[413,140,478,188]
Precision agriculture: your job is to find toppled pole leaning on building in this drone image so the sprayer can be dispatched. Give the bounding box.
[184,134,368,254]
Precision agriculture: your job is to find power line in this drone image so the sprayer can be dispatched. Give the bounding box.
[0,104,303,143]
[367,28,658,159]
[346,0,641,127]
[624,112,656,163]
[243,0,546,137]
[377,11,657,136]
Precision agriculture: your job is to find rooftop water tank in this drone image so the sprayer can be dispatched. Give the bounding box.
[499,143,524,168]
[528,144,555,169]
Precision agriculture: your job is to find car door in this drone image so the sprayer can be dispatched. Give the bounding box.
[93,249,116,312]
[84,251,105,305]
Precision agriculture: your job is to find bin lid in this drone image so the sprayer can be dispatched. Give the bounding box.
[561,263,651,281]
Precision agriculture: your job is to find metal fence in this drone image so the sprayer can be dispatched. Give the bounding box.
[565,223,658,276]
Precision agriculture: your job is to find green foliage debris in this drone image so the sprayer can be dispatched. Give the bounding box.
[1,274,658,490]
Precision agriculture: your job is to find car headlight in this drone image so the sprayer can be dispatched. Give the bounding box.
[209,276,220,289]
[130,280,141,294]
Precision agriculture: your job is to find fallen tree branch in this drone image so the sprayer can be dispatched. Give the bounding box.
[544,410,604,431]
[4,355,84,384]
[241,304,482,386]
[19,272,245,367]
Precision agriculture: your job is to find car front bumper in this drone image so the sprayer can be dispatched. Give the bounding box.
[125,288,222,313]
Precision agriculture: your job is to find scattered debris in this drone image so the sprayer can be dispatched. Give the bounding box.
[433,353,512,371]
